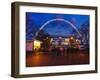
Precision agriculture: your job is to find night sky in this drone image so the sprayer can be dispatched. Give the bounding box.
[26,12,89,40]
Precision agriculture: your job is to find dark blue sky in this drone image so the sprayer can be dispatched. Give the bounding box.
[26,12,89,40]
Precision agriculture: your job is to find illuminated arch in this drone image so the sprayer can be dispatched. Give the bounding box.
[34,18,81,39]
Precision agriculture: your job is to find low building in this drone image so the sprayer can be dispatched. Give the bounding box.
[26,40,33,52]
